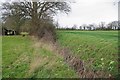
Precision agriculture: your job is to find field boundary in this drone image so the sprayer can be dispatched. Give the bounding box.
[53,43,112,78]
[38,36,112,78]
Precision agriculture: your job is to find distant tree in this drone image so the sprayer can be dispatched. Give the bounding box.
[82,24,87,30]
[118,21,120,30]
[107,22,112,30]
[79,26,82,30]
[0,21,2,35]
[55,21,59,29]
[72,24,77,30]
[88,24,96,30]
[107,21,119,30]
[111,21,119,30]
[2,15,25,34]
[99,22,106,30]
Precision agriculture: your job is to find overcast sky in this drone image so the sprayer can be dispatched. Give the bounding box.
[0,0,119,28]
[54,0,119,28]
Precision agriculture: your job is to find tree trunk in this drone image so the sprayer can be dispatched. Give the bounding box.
[31,2,39,35]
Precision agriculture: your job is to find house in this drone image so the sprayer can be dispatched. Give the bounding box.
[2,28,16,35]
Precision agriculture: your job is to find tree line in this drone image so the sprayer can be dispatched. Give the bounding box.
[1,0,71,40]
[57,21,120,30]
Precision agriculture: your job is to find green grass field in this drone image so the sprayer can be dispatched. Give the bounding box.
[2,30,119,78]
[57,30,118,77]
[2,36,77,78]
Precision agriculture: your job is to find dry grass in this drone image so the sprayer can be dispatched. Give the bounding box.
[32,37,61,58]
[28,55,48,74]
[27,37,61,77]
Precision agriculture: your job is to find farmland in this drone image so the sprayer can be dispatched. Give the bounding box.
[2,30,119,78]
[57,30,118,77]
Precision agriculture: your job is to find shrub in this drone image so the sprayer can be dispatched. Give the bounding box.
[30,21,57,42]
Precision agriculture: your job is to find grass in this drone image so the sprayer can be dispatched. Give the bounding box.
[2,36,78,78]
[2,30,119,78]
[57,30,118,77]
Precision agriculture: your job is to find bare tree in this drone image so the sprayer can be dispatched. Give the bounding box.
[99,22,105,30]
[107,21,119,30]
[107,22,112,30]
[88,24,96,30]
[72,24,77,30]
[54,20,59,29]
[1,1,71,39]
[82,24,87,30]
[79,26,82,30]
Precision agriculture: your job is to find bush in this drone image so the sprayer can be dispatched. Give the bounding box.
[31,21,57,42]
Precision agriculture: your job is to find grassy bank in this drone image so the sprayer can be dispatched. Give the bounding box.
[2,36,78,78]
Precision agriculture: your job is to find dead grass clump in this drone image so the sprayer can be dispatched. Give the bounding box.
[28,55,48,75]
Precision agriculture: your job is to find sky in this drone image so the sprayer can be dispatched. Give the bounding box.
[54,0,119,28]
[0,0,119,28]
